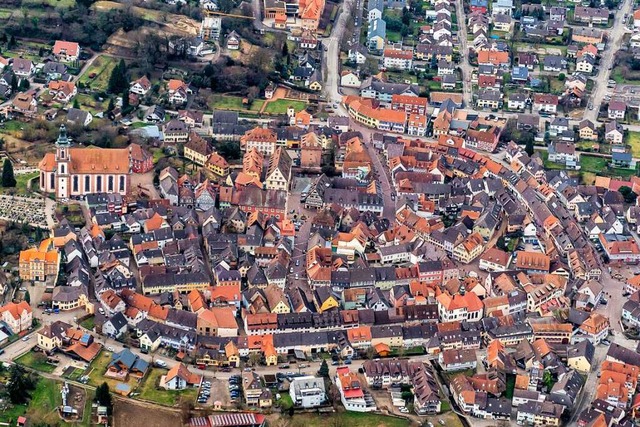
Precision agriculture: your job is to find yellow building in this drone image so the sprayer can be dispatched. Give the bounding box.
[225,341,240,367]
[263,340,278,366]
[184,133,210,166]
[19,238,60,282]
[206,152,229,177]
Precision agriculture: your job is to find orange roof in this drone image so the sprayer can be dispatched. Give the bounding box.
[0,301,32,320]
[48,80,76,96]
[211,307,238,329]
[207,152,229,169]
[478,50,510,66]
[168,79,187,92]
[39,147,130,174]
[438,134,464,148]
[515,251,550,271]
[53,40,80,56]
[165,362,201,385]
[188,290,206,312]
[145,213,165,231]
[300,0,324,21]
[295,109,312,125]
[347,325,372,342]
[392,94,428,108]
[19,239,59,264]
[374,342,391,355]
[384,48,413,60]
[209,284,241,302]
[436,290,483,313]
[343,95,407,124]
[634,9,640,19]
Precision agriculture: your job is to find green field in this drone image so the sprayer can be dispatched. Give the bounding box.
[263,99,307,115]
[15,350,57,373]
[208,95,264,112]
[138,368,198,406]
[78,55,117,91]
[580,154,608,173]
[628,131,640,157]
[22,0,76,7]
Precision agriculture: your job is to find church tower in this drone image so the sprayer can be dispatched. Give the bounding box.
[55,124,71,199]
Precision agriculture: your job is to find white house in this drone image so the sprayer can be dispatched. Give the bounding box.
[341,71,362,88]
[290,376,327,408]
[102,312,128,339]
[162,363,202,390]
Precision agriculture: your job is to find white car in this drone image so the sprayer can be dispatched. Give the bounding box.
[107,346,114,352]
[399,407,409,413]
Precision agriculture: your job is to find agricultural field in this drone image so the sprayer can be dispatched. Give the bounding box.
[78,55,117,92]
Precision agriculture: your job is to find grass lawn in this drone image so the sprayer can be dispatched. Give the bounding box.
[0,171,39,195]
[15,350,57,373]
[138,368,198,406]
[0,9,13,19]
[75,93,109,115]
[208,95,264,112]
[129,121,150,129]
[292,413,411,427]
[276,392,293,410]
[80,315,95,331]
[537,150,566,170]
[79,389,95,427]
[25,378,62,425]
[65,367,85,381]
[0,401,27,426]
[628,131,640,157]
[152,148,165,163]
[580,154,608,173]
[78,55,117,92]
[263,99,307,115]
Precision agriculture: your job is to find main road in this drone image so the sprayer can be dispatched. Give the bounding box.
[454,0,473,107]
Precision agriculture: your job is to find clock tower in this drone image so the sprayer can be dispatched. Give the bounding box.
[55,124,71,199]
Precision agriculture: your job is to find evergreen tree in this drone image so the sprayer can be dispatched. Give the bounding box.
[122,88,130,111]
[107,97,115,112]
[95,382,113,414]
[2,158,16,187]
[7,365,34,404]
[525,139,534,157]
[318,359,329,378]
[9,72,17,93]
[24,290,30,304]
[72,97,80,109]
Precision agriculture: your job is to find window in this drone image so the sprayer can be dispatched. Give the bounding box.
[60,164,65,174]
[119,176,125,192]
[73,176,78,192]
[40,172,44,188]
[85,176,90,192]
[50,173,54,189]
[108,176,114,192]
[96,176,102,192]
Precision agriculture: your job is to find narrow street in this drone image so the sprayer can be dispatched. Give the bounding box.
[584,0,634,122]
[323,0,356,116]
[453,0,472,107]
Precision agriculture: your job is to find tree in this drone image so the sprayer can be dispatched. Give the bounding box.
[108,59,127,94]
[525,138,534,156]
[24,290,30,304]
[542,370,554,392]
[72,97,80,109]
[558,73,566,81]
[95,382,113,414]
[318,359,329,378]
[7,365,34,404]
[619,186,638,204]
[9,72,17,93]
[2,158,16,188]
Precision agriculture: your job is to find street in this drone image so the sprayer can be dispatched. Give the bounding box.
[454,0,473,107]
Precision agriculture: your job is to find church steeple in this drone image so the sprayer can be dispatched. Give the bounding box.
[56,124,70,146]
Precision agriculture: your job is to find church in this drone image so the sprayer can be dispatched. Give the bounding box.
[39,125,132,199]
